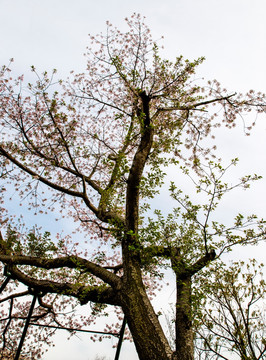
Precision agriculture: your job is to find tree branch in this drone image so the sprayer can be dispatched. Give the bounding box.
[187,249,216,276]
[4,264,120,306]
[0,145,124,225]
[156,93,237,112]
[0,253,121,288]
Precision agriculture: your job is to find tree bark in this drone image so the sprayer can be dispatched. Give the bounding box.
[118,91,174,359]
[119,267,174,360]
[175,275,194,360]
[170,247,194,360]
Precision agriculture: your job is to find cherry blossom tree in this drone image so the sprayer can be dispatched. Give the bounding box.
[0,13,266,360]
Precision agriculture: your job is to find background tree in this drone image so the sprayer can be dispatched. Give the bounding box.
[195,259,266,360]
[0,14,265,360]
[165,260,266,360]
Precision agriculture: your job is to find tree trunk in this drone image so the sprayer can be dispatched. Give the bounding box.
[119,262,173,360]
[175,275,194,360]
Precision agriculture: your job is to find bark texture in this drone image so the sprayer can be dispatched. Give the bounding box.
[175,276,194,360]
[120,274,173,360]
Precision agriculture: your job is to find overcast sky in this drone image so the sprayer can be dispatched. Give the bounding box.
[1,0,266,359]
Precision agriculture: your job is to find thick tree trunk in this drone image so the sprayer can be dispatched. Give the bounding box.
[119,261,173,360]
[175,275,194,360]
[120,92,176,359]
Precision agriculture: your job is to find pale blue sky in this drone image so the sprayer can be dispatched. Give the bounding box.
[0,0,266,359]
